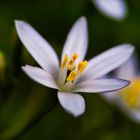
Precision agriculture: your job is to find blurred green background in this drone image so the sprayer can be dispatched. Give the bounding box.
[0,0,140,140]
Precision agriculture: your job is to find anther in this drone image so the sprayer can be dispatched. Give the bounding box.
[78,61,88,73]
[72,53,78,61]
[67,53,78,70]
[66,70,77,82]
[61,54,68,69]
[68,60,75,71]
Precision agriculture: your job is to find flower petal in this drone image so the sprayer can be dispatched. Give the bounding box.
[93,0,127,20]
[101,91,119,103]
[116,54,138,80]
[129,111,140,123]
[117,100,140,123]
[81,44,134,80]
[74,79,130,93]
[61,17,88,63]
[22,65,59,89]
[57,92,85,117]
[15,20,59,76]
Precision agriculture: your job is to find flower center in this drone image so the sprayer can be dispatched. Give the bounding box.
[119,78,140,109]
[58,53,87,91]
[61,53,87,83]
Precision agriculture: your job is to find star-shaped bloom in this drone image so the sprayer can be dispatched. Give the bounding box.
[15,17,134,117]
[92,0,127,21]
[102,54,140,123]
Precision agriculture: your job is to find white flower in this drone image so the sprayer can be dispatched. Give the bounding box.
[102,54,140,123]
[15,17,134,117]
[92,0,127,20]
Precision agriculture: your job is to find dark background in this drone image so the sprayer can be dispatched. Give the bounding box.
[0,0,140,140]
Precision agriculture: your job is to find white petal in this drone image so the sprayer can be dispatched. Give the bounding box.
[130,111,140,123]
[15,20,59,76]
[116,54,138,80]
[61,17,88,63]
[22,65,59,89]
[101,91,119,103]
[117,100,140,123]
[102,55,137,106]
[57,92,85,117]
[93,0,127,20]
[81,44,134,80]
[74,79,130,93]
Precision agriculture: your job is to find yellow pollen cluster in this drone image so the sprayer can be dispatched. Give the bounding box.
[68,53,78,71]
[72,53,78,61]
[66,70,77,82]
[61,53,88,83]
[120,78,140,108]
[68,60,75,70]
[78,61,88,73]
[61,54,68,69]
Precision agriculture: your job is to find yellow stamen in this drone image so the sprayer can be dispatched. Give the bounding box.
[78,61,88,73]
[60,53,88,84]
[66,70,77,82]
[68,59,75,70]
[67,53,79,70]
[61,54,68,69]
[72,53,78,61]
[68,59,74,66]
